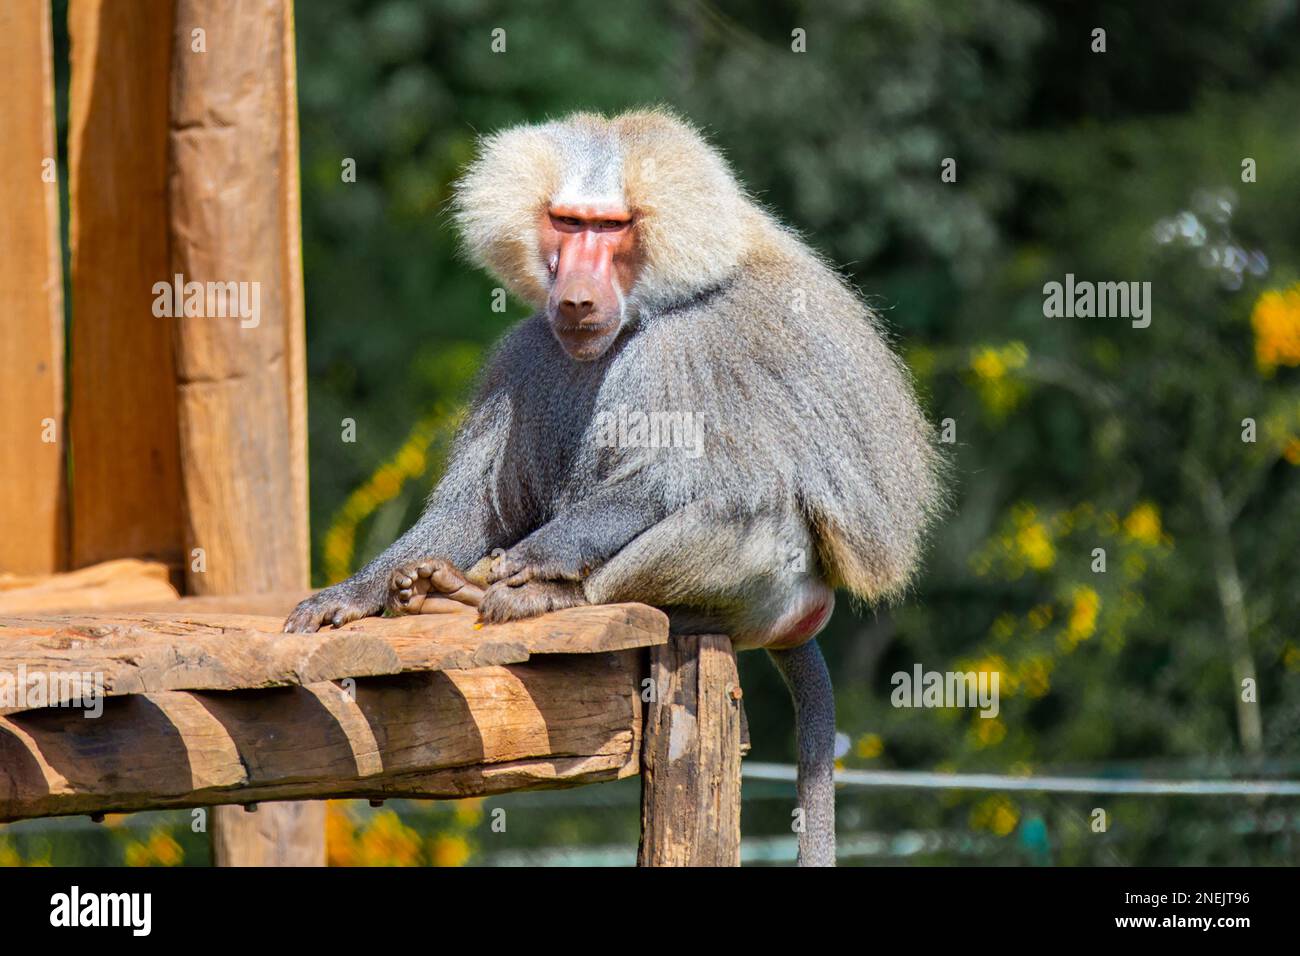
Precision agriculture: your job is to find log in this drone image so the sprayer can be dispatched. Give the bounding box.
[167,0,310,864]
[67,0,184,573]
[0,0,66,576]
[638,633,744,866]
[0,560,179,615]
[0,651,645,823]
[168,0,307,596]
[0,603,668,715]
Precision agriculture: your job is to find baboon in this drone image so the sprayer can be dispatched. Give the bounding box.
[285,109,943,867]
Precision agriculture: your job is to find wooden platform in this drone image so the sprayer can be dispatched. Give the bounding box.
[0,600,669,823]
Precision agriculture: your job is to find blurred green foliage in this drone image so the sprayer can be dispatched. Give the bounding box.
[12,0,1299,866]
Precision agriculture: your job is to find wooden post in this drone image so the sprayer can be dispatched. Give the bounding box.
[0,0,66,576]
[67,0,185,575]
[167,0,317,865]
[638,634,744,866]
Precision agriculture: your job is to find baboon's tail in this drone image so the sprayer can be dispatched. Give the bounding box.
[767,639,836,866]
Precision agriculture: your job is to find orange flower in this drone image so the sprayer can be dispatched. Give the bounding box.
[1251,284,1300,375]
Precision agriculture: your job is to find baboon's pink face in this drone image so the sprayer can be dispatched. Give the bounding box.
[539,205,641,361]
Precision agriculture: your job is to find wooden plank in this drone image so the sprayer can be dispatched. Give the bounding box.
[67,0,184,572]
[0,651,645,823]
[0,603,668,714]
[0,560,178,614]
[638,634,744,867]
[0,0,67,576]
[167,0,310,865]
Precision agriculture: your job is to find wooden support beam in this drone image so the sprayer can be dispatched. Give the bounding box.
[212,801,322,867]
[0,603,668,715]
[67,0,184,573]
[0,651,646,823]
[168,0,307,596]
[167,0,310,864]
[638,633,744,866]
[0,0,66,576]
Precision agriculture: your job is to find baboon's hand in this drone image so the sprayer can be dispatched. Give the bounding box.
[479,580,588,624]
[283,578,384,633]
[489,544,588,586]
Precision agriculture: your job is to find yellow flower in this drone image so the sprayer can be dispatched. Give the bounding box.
[972,716,1007,748]
[430,834,471,868]
[454,799,484,827]
[1016,520,1055,570]
[971,348,1007,380]
[1122,502,1162,546]
[326,801,359,867]
[147,831,182,866]
[970,343,1030,418]
[1251,284,1300,375]
[856,733,884,759]
[1065,586,1100,646]
[970,342,1028,380]
[123,828,183,867]
[365,811,424,867]
[970,795,1019,836]
[1284,438,1300,466]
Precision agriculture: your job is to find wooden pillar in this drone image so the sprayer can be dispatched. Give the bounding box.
[168,0,319,865]
[638,634,744,866]
[0,0,66,576]
[211,802,324,868]
[67,0,185,575]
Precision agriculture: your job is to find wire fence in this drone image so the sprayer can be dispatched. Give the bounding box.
[743,762,1300,797]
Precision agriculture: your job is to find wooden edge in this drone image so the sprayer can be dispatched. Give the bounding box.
[0,650,646,823]
[0,603,669,714]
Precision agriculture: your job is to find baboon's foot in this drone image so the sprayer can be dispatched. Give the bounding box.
[387,558,484,616]
[478,579,588,625]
